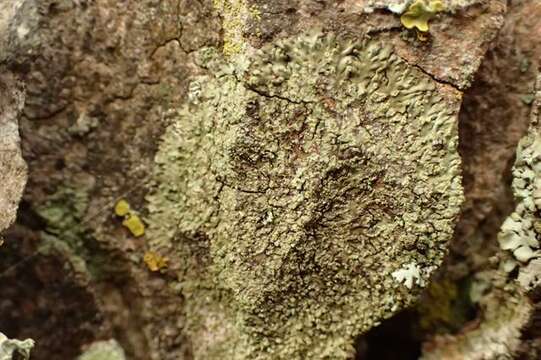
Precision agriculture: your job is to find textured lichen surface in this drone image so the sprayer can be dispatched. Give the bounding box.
[146,32,463,359]
[498,130,541,264]
[0,332,33,360]
[78,339,126,360]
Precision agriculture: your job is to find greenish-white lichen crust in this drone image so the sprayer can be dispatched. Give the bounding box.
[499,77,541,277]
[499,129,541,265]
[77,339,126,360]
[0,332,33,360]
[146,32,463,359]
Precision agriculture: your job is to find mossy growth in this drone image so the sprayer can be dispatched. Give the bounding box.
[37,186,91,256]
[146,31,463,359]
[36,186,107,280]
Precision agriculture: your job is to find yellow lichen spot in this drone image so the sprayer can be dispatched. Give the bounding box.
[143,251,168,272]
[122,214,145,237]
[400,0,445,32]
[213,0,260,57]
[114,199,131,217]
[417,30,429,42]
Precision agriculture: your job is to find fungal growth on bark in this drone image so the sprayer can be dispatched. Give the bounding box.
[146,32,463,359]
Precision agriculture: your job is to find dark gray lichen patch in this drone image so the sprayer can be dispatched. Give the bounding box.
[146,32,463,359]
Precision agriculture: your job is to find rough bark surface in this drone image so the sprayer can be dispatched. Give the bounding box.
[0,73,27,236]
[0,0,33,235]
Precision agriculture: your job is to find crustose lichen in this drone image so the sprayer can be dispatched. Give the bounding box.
[146,31,463,359]
[499,132,541,265]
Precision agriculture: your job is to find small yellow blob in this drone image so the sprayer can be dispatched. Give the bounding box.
[114,199,131,217]
[143,251,168,272]
[122,214,145,237]
[417,31,429,42]
[400,0,444,32]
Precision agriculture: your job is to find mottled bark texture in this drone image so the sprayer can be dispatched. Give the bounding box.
[0,1,37,359]
[2,0,541,359]
[0,0,34,235]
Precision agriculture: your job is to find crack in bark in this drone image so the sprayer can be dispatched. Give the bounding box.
[396,52,461,91]
[215,176,269,195]
[244,83,310,105]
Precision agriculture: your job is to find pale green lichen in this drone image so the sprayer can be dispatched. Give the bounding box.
[420,283,532,360]
[498,131,541,264]
[388,2,411,14]
[147,32,463,359]
[424,77,541,360]
[37,186,90,256]
[36,185,107,280]
[499,77,541,272]
[77,339,125,360]
[0,332,33,360]
[392,262,423,289]
[364,0,481,14]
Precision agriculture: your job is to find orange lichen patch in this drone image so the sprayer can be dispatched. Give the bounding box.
[143,251,168,272]
[122,214,145,237]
